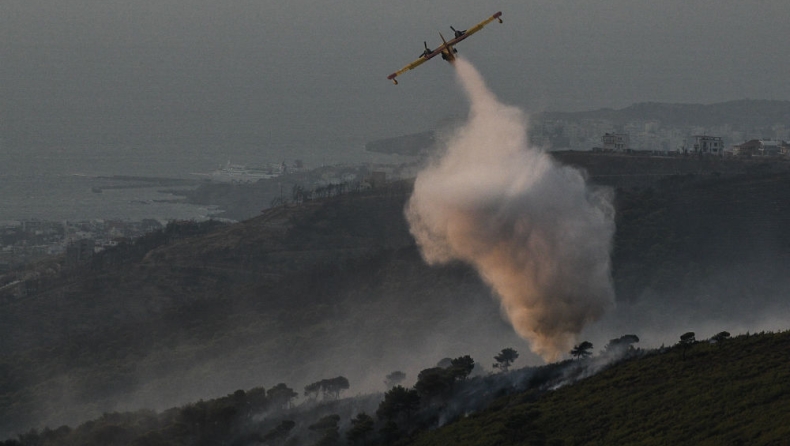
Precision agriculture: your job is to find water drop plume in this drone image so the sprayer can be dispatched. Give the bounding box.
[405,59,616,361]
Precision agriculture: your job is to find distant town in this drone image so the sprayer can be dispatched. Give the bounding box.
[530,100,790,155]
[0,219,165,272]
[532,117,790,156]
[0,162,405,272]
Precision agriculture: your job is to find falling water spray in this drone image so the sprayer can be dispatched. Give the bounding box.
[405,59,616,361]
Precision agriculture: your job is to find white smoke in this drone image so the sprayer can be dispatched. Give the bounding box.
[405,59,616,361]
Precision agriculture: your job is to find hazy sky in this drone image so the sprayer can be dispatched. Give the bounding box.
[3,0,790,158]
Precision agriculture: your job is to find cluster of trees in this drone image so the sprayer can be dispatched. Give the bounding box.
[272,181,366,207]
[308,414,342,446]
[604,334,641,357]
[373,350,522,442]
[1,348,525,446]
[569,330,734,363]
[408,328,790,445]
[346,413,375,445]
[4,330,751,446]
[1,387,271,446]
[0,378,347,446]
[569,335,641,361]
[5,323,745,446]
[272,176,412,209]
[10,331,746,446]
[377,355,478,420]
[677,331,729,359]
[268,383,300,410]
[290,182,363,204]
[304,376,350,401]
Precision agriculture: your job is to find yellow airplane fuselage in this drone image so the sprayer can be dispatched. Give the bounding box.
[439,33,457,63]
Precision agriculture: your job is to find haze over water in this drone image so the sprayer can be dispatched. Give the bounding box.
[0,123,402,221]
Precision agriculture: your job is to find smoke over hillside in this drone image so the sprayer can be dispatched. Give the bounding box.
[406,59,616,361]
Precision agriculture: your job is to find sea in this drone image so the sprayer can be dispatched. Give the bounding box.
[0,135,407,223]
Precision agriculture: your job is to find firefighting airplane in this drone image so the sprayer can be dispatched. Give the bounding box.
[387,11,503,85]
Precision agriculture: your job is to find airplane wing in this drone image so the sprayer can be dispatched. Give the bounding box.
[442,11,503,48]
[387,55,433,84]
[387,12,502,84]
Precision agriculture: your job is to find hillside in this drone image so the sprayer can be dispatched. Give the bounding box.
[410,330,790,446]
[4,331,789,445]
[4,156,790,436]
[0,185,520,436]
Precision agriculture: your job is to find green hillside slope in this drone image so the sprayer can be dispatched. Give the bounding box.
[4,331,789,445]
[410,331,790,446]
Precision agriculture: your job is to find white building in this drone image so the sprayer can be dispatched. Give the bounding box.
[693,136,724,155]
[758,140,782,156]
[601,133,630,152]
